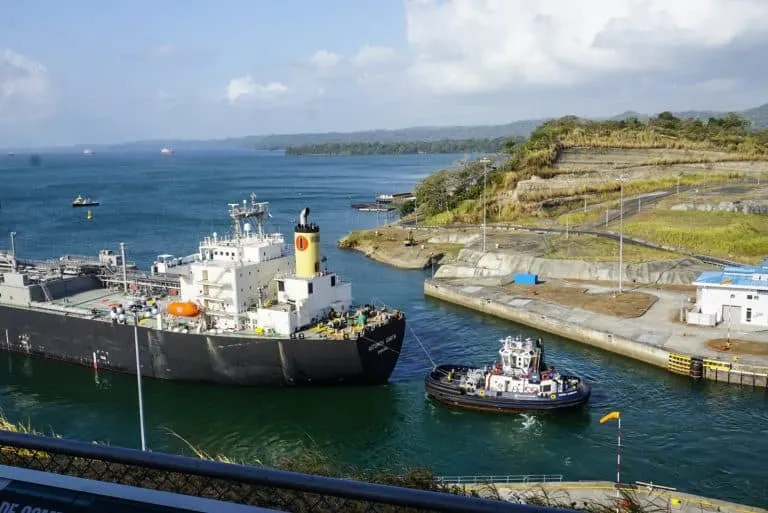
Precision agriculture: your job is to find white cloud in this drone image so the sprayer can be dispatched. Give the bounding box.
[225,75,288,105]
[0,48,53,119]
[404,0,768,95]
[310,50,342,69]
[352,45,397,67]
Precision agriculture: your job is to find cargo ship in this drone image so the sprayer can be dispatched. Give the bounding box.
[0,194,406,386]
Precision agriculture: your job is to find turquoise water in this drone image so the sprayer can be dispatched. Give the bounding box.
[0,151,766,507]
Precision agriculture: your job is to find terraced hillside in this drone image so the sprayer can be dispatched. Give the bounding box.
[413,112,768,226]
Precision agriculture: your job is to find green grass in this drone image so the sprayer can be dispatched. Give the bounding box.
[545,234,679,262]
[621,210,768,264]
[556,210,605,227]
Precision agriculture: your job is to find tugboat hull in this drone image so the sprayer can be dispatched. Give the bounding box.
[72,202,99,207]
[425,364,591,413]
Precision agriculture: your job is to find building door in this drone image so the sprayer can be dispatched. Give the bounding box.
[746,308,752,323]
[722,305,742,325]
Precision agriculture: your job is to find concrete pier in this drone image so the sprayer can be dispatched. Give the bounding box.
[465,481,767,513]
[424,279,768,388]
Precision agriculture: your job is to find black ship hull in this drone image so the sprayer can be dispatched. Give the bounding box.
[425,365,591,413]
[0,305,406,387]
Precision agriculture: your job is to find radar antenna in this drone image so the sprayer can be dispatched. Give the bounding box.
[228,193,270,239]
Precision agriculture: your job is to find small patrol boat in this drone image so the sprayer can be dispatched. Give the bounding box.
[72,195,100,207]
[425,335,591,413]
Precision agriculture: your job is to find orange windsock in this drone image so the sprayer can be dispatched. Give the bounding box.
[599,411,621,424]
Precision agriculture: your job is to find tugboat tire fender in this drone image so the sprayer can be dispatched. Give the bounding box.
[298,333,305,339]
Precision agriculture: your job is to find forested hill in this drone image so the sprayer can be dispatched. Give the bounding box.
[284,137,515,156]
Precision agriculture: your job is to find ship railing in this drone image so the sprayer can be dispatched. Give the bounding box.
[437,475,564,485]
[31,302,94,317]
[0,430,570,513]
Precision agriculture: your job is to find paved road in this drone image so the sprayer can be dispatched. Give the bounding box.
[395,184,742,268]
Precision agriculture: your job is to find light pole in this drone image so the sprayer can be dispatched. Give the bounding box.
[479,157,492,252]
[616,176,628,294]
[9,232,16,270]
[131,306,147,451]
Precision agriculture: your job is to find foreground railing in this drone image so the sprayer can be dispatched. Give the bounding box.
[0,431,575,513]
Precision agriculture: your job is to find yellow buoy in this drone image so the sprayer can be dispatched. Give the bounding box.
[86,209,93,221]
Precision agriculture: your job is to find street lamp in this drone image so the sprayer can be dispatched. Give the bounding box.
[130,305,147,451]
[479,157,492,252]
[616,175,628,294]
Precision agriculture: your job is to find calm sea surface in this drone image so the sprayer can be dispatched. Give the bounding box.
[0,150,765,507]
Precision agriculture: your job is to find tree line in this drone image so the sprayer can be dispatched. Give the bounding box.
[284,137,514,156]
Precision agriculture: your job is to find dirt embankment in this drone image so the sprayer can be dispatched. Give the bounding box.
[337,227,473,269]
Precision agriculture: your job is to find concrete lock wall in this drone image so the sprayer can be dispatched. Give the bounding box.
[424,281,768,388]
[424,281,670,369]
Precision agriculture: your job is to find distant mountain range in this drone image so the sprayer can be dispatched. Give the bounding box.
[15,102,768,153]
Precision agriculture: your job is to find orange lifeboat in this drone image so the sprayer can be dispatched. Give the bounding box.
[167,301,200,317]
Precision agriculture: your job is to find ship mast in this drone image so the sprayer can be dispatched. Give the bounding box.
[228,192,269,240]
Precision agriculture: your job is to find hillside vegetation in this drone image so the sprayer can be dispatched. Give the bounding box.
[414,112,768,226]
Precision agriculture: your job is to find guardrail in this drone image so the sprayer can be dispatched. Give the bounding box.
[0,431,575,513]
[437,475,564,485]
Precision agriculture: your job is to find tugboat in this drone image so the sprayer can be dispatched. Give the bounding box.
[425,335,591,413]
[72,195,100,207]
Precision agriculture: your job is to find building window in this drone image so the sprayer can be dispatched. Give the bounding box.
[747,295,753,300]
[308,283,314,294]
[746,308,753,322]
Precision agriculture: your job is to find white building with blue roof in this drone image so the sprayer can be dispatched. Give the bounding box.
[688,259,768,327]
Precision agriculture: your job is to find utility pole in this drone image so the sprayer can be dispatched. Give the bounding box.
[617,176,628,294]
[479,157,492,252]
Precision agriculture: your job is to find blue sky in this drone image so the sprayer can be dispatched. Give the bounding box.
[2,0,768,147]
